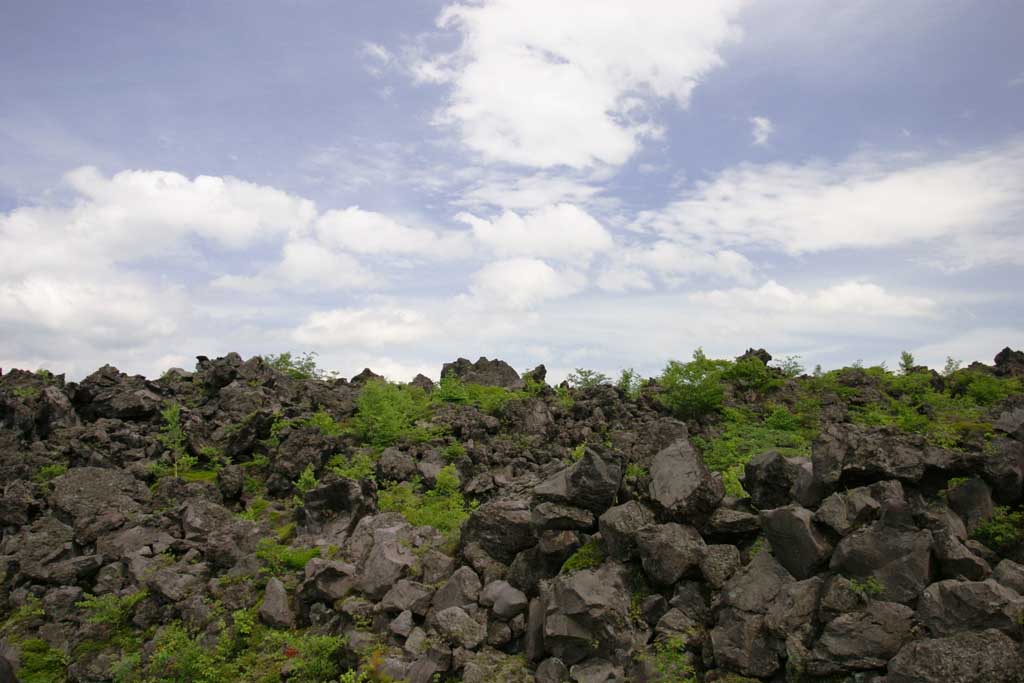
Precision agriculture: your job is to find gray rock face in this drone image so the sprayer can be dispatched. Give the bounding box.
[434,606,486,649]
[300,558,357,604]
[461,648,532,683]
[480,580,528,620]
[432,566,482,612]
[887,629,1024,683]
[635,523,706,586]
[812,423,929,490]
[932,529,991,580]
[760,505,833,579]
[381,579,435,615]
[356,523,418,599]
[743,450,806,510]
[50,467,150,542]
[995,407,1024,440]
[830,522,933,603]
[699,544,741,588]
[598,501,654,561]
[441,357,525,390]
[534,449,622,515]
[806,601,915,675]
[259,577,294,629]
[946,478,994,534]
[569,658,626,683]
[993,559,1024,594]
[462,499,535,564]
[543,563,632,666]
[720,551,795,614]
[764,576,823,639]
[814,480,904,536]
[648,438,724,519]
[532,502,595,531]
[916,579,1024,638]
[536,657,569,683]
[709,608,780,678]
[377,447,418,482]
[708,507,761,535]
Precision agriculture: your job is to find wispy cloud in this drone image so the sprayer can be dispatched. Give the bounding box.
[750,116,774,145]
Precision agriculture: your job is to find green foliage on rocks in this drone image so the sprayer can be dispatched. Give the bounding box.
[560,539,604,574]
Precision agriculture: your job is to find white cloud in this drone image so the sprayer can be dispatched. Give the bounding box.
[619,242,756,286]
[1010,72,1024,88]
[467,258,585,309]
[912,326,1024,371]
[454,173,602,211]
[456,203,612,262]
[631,140,1024,269]
[419,0,746,168]
[750,116,774,145]
[689,280,937,318]
[316,206,472,258]
[212,240,374,293]
[293,307,435,347]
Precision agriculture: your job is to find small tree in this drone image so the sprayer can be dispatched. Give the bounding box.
[942,356,963,377]
[158,402,196,478]
[899,351,916,375]
[658,349,730,420]
[566,368,611,389]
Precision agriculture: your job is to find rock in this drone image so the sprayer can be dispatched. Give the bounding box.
[298,558,356,604]
[356,523,418,599]
[569,658,626,683]
[50,467,150,542]
[534,448,622,515]
[830,522,933,604]
[377,447,418,482]
[440,357,525,391]
[598,501,654,561]
[390,610,415,637]
[887,629,1024,683]
[434,606,486,649]
[812,423,935,490]
[916,579,1024,638]
[536,657,569,683]
[410,374,435,392]
[0,479,39,526]
[946,478,994,534]
[805,601,914,675]
[462,499,535,564]
[709,608,780,678]
[461,648,532,683]
[932,529,991,580]
[814,481,904,536]
[543,563,633,666]
[699,544,741,588]
[635,523,706,586]
[993,559,1024,594]
[760,505,833,579]
[480,581,528,620]
[648,438,724,519]
[720,551,794,614]
[532,502,595,531]
[525,597,546,663]
[994,347,1024,378]
[432,566,482,611]
[743,450,806,510]
[707,507,761,535]
[216,464,244,500]
[995,407,1024,440]
[259,577,294,629]
[381,580,435,616]
[0,653,15,683]
[764,576,823,640]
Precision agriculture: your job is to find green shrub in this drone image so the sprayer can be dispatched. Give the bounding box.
[693,407,812,475]
[973,506,1023,552]
[327,452,377,481]
[645,635,697,683]
[560,539,604,574]
[443,442,466,461]
[723,356,781,392]
[264,351,324,380]
[658,349,731,420]
[255,539,320,574]
[566,368,610,389]
[624,463,648,481]
[849,576,885,598]
[33,463,67,484]
[76,590,148,627]
[155,402,196,479]
[295,465,318,494]
[12,385,40,399]
[899,350,916,375]
[16,638,68,683]
[350,380,433,448]
[377,465,471,544]
[616,368,643,399]
[771,355,804,378]
[433,373,522,415]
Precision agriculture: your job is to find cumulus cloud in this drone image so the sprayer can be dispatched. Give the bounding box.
[316,206,472,258]
[631,140,1024,269]
[212,240,374,293]
[456,203,613,262]
[454,173,603,211]
[293,307,435,346]
[750,116,774,145]
[467,258,585,309]
[689,280,938,318]
[418,0,746,168]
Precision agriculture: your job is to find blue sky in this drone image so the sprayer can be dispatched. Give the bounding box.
[1,0,1022,381]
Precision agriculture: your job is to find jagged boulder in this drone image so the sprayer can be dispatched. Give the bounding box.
[647,438,724,519]
[916,579,1024,638]
[440,357,525,390]
[259,577,294,629]
[598,501,654,560]
[542,562,633,666]
[709,608,780,678]
[814,480,904,536]
[635,523,706,586]
[462,499,535,564]
[805,601,915,675]
[50,467,150,543]
[887,629,1024,683]
[760,505,832,579]
[830,522,934,603]
[743,450,807,510]
[534,448,621,514]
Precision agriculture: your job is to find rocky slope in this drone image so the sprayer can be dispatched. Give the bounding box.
[1,349,1023,683]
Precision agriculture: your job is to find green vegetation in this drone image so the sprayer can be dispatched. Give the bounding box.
[13,385,40,399]
[76,590,148,627]
[16,638,68,683]
[33,463,67,484]
[350,380,434,448]
[294,465,318,494]
[255,539,320,574]
[378,465,472,545]
[560,539,604,574]
[624,462,648,482]
[156,402,196,479]
[570,443,587,462]
[899,351,916,375]
[443,441,466,462]
[566,368,610,389]
[328,452,377,482]
[722,355,781,393]
[616,367,643,399]
[433,373,523,415]
[772,355,804,378]
[263,351,326,380]
[849,576,885,598]
[237,497,269,522]
[657,349,732,420]
[644,635,697,683]
[263,409,345,449]
[973,506,1023,552]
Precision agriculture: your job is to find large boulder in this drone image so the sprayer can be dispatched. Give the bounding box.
[760,505,832,579]
[534,448,622,515]
[743,450,807,510]
[709,608,780,678]
[814,480,905,536]
[887,629,1024,683]
[946,478,995,535]
[440,357,525,390]
[462,499,535,564]
[480,580,528,620]
[542,562,634,666]
[598,501,655,561]
[259,577,294,629]
[720,551,795,614]
[434,606,486,649]
[72,365,165,420]
[647,438,724,519]
[50,467,150,543]
[830,522,934,604]
[635,523,706,586]
[805,601,914,675]
[916,579,1024,638]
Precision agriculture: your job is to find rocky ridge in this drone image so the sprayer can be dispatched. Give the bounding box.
[0,348,1023,682]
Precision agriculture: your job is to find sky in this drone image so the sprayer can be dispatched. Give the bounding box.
[1,0,1023,382]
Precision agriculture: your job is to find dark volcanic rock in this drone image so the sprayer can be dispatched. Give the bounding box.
[887,629,1024,683]
[534,447,622,514]
[440,357,525,390]
[830,522,934,603]
[760,504,832,579]
[647,437,724,519]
